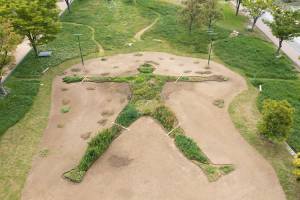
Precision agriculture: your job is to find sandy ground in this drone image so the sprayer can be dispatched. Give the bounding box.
[22,52,285,200]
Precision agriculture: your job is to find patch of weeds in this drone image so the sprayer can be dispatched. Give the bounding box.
[71,67,81,72]
[61,106,71,113]
[101,110,114,117]
[100,72,110,76]
[62,99,70,105]
[175,134,209,164]
[115,104,140,127]
[219,165,235,175]
[97,118,108,126]
[63,75,84,83]
[61,87,69,92]
[200,164,220,182]
[57,123,65,128]
[137,63,155,74]
[39,148,49,158]
[213,99,225,108]
[134,53,143,56]
[86,86,96,90]
[81,132,92,140]
[153,106,177,132]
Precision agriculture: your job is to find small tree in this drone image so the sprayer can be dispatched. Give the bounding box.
[8,0,61,56]
[267,6,300,55]
[293,153,300,181]
[258,99,294,142]
[0,19,19,96]
[201,0,222,30]
[236,0,242,16]
[243,0,273,31]
[180,0,206,33]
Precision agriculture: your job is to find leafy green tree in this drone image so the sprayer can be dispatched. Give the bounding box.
[200,0,222,30]
[243,0,273,31]
[293,153,300,181]
[258,99,294,142]
[180,0,206,33]
[267,5,300,55]
[0,19,19,96]
[7,0,61,56]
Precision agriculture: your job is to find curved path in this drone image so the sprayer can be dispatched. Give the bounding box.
[22,52,285,200]
[63,22,105,56]
[134,17,159,41]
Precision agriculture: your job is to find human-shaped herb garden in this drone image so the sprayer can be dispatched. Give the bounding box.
[63,63,234,183]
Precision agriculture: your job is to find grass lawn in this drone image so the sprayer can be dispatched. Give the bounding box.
[0,0,300,199]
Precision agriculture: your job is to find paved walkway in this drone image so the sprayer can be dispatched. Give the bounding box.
[231,1,300,70]
[2,0,72,81]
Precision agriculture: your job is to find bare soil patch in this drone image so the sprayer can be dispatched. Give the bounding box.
[22,52,285,200]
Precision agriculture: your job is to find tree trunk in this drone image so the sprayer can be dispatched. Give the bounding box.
[27,34,39,57]
[251,17,258,31]
[64,0,71,13]
[188,15,194,33]
[236,0,241,16]
[276,38,283,55]
[0,76,7,96]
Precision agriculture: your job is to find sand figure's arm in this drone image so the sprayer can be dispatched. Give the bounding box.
[152,105,234,182]
[63,75,136,84]
[63,103,141,183]
[165,74,228,83]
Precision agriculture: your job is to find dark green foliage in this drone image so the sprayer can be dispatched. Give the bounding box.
[63,75,84,83]
[115,104,141,127]
[253,79,300,150]
[214,36,297,79]
[175,134,209,164]
[258,99,294,142]
[153,106,178,131]
[137,63,155,74]
[219,165,235,175]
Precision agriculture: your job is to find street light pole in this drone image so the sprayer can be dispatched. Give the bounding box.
[74,33,84,66]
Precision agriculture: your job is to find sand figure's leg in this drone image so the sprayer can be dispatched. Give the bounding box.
[63,103,141,183]
[152,105,234,182]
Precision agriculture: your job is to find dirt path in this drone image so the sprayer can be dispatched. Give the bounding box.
[134,17,159,41]
[22,52,285,200]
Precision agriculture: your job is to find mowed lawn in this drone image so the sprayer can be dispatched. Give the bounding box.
[0,0,300,199]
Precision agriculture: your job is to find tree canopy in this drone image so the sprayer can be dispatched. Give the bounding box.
[6,0,61,56]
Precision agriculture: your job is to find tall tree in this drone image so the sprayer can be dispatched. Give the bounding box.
[0,19,19,96]
[267,5,300,55]
[243,0,273,31]
[236,0,242,16]
[180,0,205,33]
[7,0,61,56]
[293,153,300,181]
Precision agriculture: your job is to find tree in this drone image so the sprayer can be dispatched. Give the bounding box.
[200,0,222,30]
[7,0,61,56]
[267,5,300,55]
[293,153,300,181]
[0,19,19,96]
[180,0,205,33]
[243,0,273,31]
[236,0,242,16]
[257,99,294,142]
[64,0,71,13]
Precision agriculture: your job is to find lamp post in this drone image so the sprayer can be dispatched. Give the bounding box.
[73,33,84,66]
[207,29,217,68]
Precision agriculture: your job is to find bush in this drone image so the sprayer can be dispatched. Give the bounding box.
[293,153,300,181]
[63,75,84,83]
[115,104,141,127]
[258,99,294,142]
[153,106,178,131]
[175,134,209,164]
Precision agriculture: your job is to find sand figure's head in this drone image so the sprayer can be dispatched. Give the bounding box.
[137,63,155,74]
